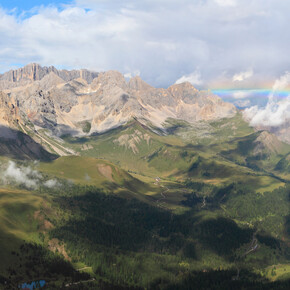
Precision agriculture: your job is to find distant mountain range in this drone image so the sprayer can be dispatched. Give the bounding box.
[0,63,235,135]
[0,63,288,145]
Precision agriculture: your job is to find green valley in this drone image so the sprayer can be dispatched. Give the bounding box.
[0,113,289,289]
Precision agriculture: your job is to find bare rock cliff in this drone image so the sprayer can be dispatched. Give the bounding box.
[0,64,237,136]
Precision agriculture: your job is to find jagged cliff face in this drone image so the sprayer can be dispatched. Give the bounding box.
[0,92,22,139]
[0,63,99,90]
[0,64,237,136]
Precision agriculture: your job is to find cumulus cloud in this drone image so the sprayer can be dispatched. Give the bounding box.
[3,161,41,189]
[272,71,290,91]
[0,1,289,87]
[2,161,61,189]
[234,99,251,108]
[175,71,203,86]
[244,97,290,127]
[232,90,252,99]
[124,70,140,79]
[43,179,60,188]
[232,69,253,82]
[244,72,290,127]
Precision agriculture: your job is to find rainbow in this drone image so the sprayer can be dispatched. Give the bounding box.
[212,89,290,99]
[210,89,290,108]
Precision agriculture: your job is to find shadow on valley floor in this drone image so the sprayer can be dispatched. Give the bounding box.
[50,189,254,262]
[0,125,56,161]
[0,233,89,289]
[61,123,128,145]
[61,135,90,144]
[284,191,290,248]
[163,269,290,290]
[197,217,253,259]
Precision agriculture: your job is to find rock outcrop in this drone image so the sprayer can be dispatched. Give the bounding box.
[0,63,99,90]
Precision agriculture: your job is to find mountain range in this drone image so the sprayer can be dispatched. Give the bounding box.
[0,64,289,288]
[0,63,237,137]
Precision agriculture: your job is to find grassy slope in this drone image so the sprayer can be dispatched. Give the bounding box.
[38,156,160,201]
[60,115,288,193]
[0,114,289,288]
[0,188,45,273]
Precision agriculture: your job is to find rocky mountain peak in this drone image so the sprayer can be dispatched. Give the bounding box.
[167,82,199,100]
[128,76,153,91]
[0,63,99,89]
[91,70,127,91]
[0,63,53,83]
[254,130,283,154]
[37,72,66,90]
[0,64,238,136]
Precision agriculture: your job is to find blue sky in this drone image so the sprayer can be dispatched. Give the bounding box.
[0,1,71,11]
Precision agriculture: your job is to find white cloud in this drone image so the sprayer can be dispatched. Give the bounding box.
[1,161,61,189]
[2,161,40,189]
[244,97,290,127]
[124,72,132,79]
[232,91,252,99]
[273,71,290,91]
[175,71,203,86]
[232,69,253,82]
[234,99,251,107]
[44,179,60,188]
[124,70,140,79]
[214,0,237,7]
[0,1,289,87]
[244,72,290,127]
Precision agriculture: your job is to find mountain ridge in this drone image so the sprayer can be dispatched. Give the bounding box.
[0,63,99,90]
[0,64,237,137]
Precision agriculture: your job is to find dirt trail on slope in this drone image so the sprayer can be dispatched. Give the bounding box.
[155,179,169,209]
[233,231,259,280]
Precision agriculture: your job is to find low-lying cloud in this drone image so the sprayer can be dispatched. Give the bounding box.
[244,72,290,127]
[232,91,252,99]
[272,71,290,91]
[234,99,251,108]
[244,97,290,127]
[43,179,60,188]
[3,161,41,189]
[2,161,60,189]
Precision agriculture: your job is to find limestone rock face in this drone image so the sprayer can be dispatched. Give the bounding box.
[128,76,153,91]
[0,64,237,137]
[0,92,22,139]
[0,63,99,90]
[0,63,47,82]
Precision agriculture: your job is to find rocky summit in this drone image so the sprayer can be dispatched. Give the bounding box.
[0,64,236,137]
